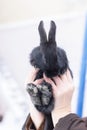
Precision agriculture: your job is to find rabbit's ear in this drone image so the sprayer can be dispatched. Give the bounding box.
[48,21,56,42]
[38,21,47,43]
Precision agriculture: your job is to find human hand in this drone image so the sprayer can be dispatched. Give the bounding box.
[26,67,44,129]
[44,70,74,126]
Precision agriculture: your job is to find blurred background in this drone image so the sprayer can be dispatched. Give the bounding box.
[0,0,87,130]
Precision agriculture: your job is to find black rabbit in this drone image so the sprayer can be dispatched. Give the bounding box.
[27,21,73,114]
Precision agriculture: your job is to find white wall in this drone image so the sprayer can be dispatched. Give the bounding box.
[0,0,87,23]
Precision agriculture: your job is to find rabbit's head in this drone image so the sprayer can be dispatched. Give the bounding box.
[30,21,69,78]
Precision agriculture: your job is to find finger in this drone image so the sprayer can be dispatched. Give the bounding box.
[43,74,57,90]
[60,73,68,83]
[33,78,44,85]
[26,67,39,83]
[52,76,62,86]
[30,67,39,81]
[65,70,74,90]
[66,69,73,82]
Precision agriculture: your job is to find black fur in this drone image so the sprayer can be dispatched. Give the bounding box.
[22,21,73,130]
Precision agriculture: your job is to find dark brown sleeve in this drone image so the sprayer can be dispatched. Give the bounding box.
[54,113,87,130]
[22,113,45,130]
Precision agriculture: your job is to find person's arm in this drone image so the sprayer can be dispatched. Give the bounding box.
[44,70,87,130]
[22,113,45,130]
[44,69,74,126]
[54,113,87,130]
[23,68,45,130]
